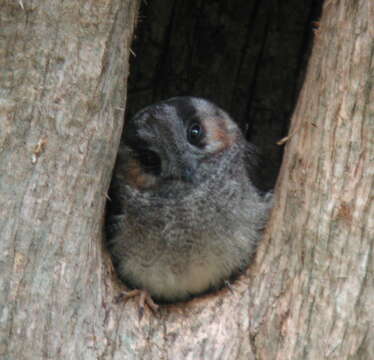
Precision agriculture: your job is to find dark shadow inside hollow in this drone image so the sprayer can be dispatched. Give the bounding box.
[126,0,324,190]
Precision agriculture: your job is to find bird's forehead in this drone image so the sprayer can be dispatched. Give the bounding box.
[136,103,178,125]
[189,97,216,114]
[132,97,238,146]
[133,104,181,142]
[135,97,220,125]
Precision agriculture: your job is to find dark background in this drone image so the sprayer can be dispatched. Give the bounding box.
[126,0,324,189]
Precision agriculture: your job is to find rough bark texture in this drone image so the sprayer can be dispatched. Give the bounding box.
[1,0,373,360]
[0,0,139,359]
[247,0,373,358]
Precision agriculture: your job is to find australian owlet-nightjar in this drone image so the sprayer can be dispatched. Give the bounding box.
[107,96,272,307]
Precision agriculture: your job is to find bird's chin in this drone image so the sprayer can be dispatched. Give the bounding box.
[162,175,195,185]
[147,178,198,200]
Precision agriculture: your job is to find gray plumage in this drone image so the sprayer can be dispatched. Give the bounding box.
[107,96,272,302]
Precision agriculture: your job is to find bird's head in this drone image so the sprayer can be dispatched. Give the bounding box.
[121,97,242,191]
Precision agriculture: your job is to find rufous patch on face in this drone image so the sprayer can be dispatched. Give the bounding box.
[125,157,157,189]
[202,116,237,154]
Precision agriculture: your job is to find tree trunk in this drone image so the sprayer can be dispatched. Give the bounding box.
[247,0,373,358]
[0,1,140,359]
[1,1,372,360]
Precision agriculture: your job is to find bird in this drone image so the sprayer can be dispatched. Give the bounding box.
[106,96,272,314]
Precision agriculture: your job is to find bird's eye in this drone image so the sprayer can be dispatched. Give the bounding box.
[187,123,204,146]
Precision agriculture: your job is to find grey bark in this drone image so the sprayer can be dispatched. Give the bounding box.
[0,0,373,359]
[0,0,140,359]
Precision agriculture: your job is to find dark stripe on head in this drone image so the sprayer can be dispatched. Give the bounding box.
[165,97,200,126]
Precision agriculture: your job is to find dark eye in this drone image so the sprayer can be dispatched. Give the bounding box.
[187,123,204,145]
